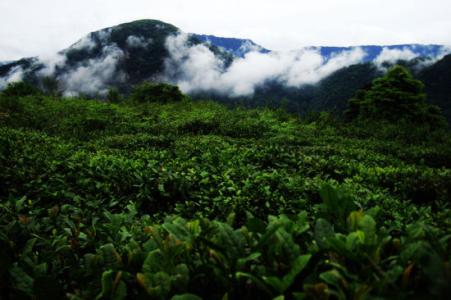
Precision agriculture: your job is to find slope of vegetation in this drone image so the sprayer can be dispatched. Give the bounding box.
[419,53,451,121]
[346,65,446,128]
[0,80,450,299]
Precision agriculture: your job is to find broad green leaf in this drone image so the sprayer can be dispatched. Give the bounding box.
[96,270,114,300]
[319,184,338,210]
[113,281,127,300]
[100,244,122,269]
[347,211,364,232]
[264,254,312,293]
[237,252,261,268]
[9,266,34,297]
[358,215,377,245]
[235,272,272,294]
[314,218,334,249]
[282,254,312,289]
[171,294,203,300]
[319,269,344,288]
[345,231,365,251]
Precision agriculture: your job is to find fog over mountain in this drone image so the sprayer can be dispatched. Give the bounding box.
[0,19,450,117]
[164,33,369,97]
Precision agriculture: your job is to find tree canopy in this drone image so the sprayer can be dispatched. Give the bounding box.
[346,65,446,127]
[1,81,42,98]
[129,82,185,103]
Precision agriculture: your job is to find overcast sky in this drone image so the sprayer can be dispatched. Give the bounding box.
[1,0,450,60]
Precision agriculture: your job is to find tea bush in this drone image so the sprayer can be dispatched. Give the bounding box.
[0,95,450,299]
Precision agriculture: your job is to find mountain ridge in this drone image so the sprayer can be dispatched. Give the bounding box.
[189,34,449,63]
[0,19,450,120]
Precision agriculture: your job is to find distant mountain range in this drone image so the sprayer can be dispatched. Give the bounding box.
[193,35,448,63]
[0,19,450,120]
[194,35,270,57]
[315,45,446,62]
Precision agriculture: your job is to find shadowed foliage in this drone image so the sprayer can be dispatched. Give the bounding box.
[346,65,447,128]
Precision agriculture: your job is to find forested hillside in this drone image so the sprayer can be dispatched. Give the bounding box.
[0,20,450,122]
[0,74,450,299]
[419,54,451,121]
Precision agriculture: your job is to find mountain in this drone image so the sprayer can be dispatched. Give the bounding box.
[186,36,450,119]
[221,63,380,115]
[305,55,451,119]
[0,19,450,120]
[218,57,451,121]
[64,19,179,84]
[0,19,232,95]
[194,34,269,57]
[311,44,446,62]
[191,36,447,64]
[419,54,451,120]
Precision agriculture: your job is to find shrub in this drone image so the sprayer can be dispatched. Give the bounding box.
[1,81,42,97]
[345,65,447,128]
[129,82,185,103]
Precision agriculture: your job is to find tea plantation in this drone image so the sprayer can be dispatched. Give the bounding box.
[0,89,450,299]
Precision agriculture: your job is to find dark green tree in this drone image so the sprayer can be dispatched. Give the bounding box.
[106,87,122,103]
[129,82,185,103]
[345,65,446,127]
[41,77,60,96]
[1,81,41,97]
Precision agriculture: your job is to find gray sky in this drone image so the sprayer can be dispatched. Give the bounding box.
[1,0,450,60]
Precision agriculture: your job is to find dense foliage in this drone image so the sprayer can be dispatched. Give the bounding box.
[130,82,185,104]
[346,66,446,127]
[1,81,42,98]
[419,54,451,121]
[0,86,450,299]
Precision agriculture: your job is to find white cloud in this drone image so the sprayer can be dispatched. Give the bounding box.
[437,45,451,59]
[70,34,97,51]
[97,28,112,43]
[0,65,24,89]
[126,35,152,48]
[374,47,419,65]
[36,52,67,77]
[1,0,451,60]
[410,45,451,69]
[164,33,366,97]
[238,40,264,54]
[0,29,125,95]
[59,44,126,96]
[1,28,448,96]
[163,33,224,92]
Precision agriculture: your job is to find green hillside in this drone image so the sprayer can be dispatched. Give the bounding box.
[0,84,450,299]
[419,54,451,121]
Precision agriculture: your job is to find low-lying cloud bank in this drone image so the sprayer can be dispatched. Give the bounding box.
[374,47,419,66]
[0,30,127,96]
[60,44,126,97]
[0,65,25,89]
[1,30,450,97]
[164,33,367,97]
[54,29,127,96]
[373,45,451,69]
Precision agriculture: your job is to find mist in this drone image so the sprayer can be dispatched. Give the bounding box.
[1,30,450,98]
[164,33,367,97]
[59,44,126,97]
[37,31,126,97]
[374,47,419,67]
[0,65,24,89]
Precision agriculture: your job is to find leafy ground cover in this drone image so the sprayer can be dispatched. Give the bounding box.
[0,94,450,299]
